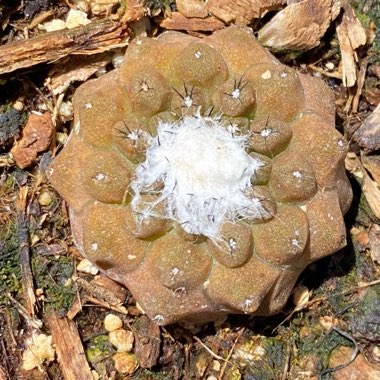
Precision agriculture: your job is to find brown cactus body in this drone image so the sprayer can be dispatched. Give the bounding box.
[50,27,352,325]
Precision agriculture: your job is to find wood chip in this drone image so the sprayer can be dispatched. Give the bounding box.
[206,0,285,25]
[0,366,7,380]
[48,312,93,380]
[159,12,224,32]
[362,155,380,185]
[258,0,340,51]
[46,53,113,95]
[362,172,380,220]
[0,19,129,75]
[76,276,125,307]
[131,315,161,368]
[368,224,380,265]
[354,103,380,153]
[91,273,128,304]
[336,4,367,87]
[11,112,54,169]
[176,0,208,18]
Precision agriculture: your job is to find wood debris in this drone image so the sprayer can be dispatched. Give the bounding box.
[354,103,380,153]
[0,19,129,75]
[176,0,208,18]
[348,153,380,220]
[368,225,380,265]
[363,173,380,220]
[91,273,128,303]
[362,155,380,185]
[48,312,93,380]
[258,0,341,51]
[131,315,161,368]
[45,53,114,95]
[11,112,54,169]
[159,12,224,32]
[336,4,367,87]
[206,0,285,26]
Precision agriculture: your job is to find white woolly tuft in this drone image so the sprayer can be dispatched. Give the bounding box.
[131,115,268,239]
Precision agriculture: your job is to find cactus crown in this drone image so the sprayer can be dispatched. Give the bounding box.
[131,114,267,240]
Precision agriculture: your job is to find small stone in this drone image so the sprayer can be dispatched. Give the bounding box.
[65,9,91,29]
[325,62,335,70]
[113,352,138,374]
[212,360,221,371]
[90,0,119,15]
[77,258,99,275]
[109,329,134,352]
[38,189,54,206]
[373,346,380,362]
[59,101,73,121]
[43,19,66,32]
[104,314,123,332]
[13,100,24,111]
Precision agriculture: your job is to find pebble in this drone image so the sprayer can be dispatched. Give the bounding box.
[104,314,123,332]
[77,258,99,275]
[112,352,138,374]
[109,329,134,352]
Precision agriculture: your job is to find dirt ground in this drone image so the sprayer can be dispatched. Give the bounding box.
[0,1,380,379]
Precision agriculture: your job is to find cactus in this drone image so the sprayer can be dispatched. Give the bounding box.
[49,26,352,325]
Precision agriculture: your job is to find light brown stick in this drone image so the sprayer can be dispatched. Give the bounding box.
[48,312,93,380]
[0,19,129,75]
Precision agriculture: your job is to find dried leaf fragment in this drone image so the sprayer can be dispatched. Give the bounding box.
[11,112,54,169]
[258,0,341,51]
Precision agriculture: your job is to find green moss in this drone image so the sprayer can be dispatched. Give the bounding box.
[0,221,21,305]
[294,327,353,377]
[138,369,174,379]
[32,253,74,314]
[86,335,113,364]
[351,284,380,341]
[241,336,285,380]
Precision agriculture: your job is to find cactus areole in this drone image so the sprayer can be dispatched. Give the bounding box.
[49,27,353,325]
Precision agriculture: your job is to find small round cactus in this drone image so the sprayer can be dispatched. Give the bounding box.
[50,27,352,325]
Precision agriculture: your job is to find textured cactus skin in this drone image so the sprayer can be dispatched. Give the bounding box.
[49,27,352,325]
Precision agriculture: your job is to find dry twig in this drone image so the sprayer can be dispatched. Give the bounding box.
[0,19,129,75]
[218,328,245,380]
[48,312,93,380]
[16,186,36,318]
